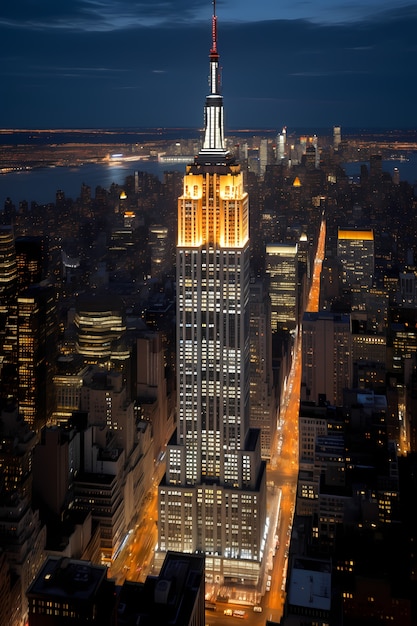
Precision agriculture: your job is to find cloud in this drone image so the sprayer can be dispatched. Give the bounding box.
[0,0,210,31]
[0,3,416,129]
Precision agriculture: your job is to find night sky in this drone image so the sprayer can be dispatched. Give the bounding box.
[0,0,416,131]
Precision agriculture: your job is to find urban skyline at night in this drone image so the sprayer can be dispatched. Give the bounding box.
[1,2,417,625]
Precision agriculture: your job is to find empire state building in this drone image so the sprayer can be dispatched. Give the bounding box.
[157,3,267,587]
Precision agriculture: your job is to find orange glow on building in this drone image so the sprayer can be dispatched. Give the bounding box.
[337,229,374,241]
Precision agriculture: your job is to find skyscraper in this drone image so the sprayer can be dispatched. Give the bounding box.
[17,284,57,428]
[266,242,299,333]
[301,311,352,406]
[158,2,267,587]
[337,227,375,290]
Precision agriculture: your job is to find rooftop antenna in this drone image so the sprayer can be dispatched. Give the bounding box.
[210,0,218,59]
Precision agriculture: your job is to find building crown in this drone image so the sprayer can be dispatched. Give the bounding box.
[197,0,231,165]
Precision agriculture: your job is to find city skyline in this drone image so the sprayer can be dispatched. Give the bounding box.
[1,1,416,130]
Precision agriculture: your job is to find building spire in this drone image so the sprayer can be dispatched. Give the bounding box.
[197,0,230,164]
[210,0,218,60]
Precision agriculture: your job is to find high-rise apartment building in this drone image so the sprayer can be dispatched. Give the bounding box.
[158,4,267,587]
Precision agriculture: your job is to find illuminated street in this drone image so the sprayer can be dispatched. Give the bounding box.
[108,460,165,585]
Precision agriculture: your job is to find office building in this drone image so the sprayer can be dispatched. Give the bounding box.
[15,236,47,289]
[337,228,375,290]
[72,429,126,565]
[0,225,18,397]
[277,127,287,162]
[117,551,205,626]
[333,125,341,151]
[79,367,154,537]
[26,556,117,625]
[0,494,46,625]
[52,361,88,424]
[0,224,18,307]
[266,242,298,333]
[249,278,276,460]
[74,294,127,362]
[259,138,268,177]
[149,224,170,279]
[301,311,352,406]
[134,330,174,461]
[17,284,57,429]
[32,426,77,519]
[0,400,37,501]
[158,5,267,587]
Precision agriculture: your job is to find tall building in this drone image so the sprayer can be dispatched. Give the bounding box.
[0,224,18,307]
[301,311,352,406]
[17,284,57,429]
[117,551,205,626]
[0,400,37,501]
[149,224,169,279]
[0,494,46,626]
[337,227,375,290]
[259,138,268,177]
[249,278,275,460]
[158,4,267,587]
[26,556,117,626]
[277,127,287,162]
[266,242,299,333]
[333,125,341,151]
[15,236,47,290]
[74,294,127,363]
[0,225,18,397]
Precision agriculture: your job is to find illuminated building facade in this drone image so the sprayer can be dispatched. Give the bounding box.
[0,225,18,306]
[74,294,127,362]
[333,125,341,150]
[0,225,18,398]
[277,127,287,162]
[266,242,298,333]
[149,224,169,279]
[17,284,57,429]
[337,228,375,290]
[158,4,267,586]
[15,236,46,290]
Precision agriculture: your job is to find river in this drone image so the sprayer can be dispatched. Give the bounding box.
[0,159,185,206]
[0,154,416,207]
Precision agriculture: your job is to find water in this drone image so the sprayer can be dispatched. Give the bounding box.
[1,153,417,207]
[342,156,417,186]
[0,159,185,206]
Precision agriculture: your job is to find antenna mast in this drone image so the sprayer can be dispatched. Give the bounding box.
[210,0,218,59]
